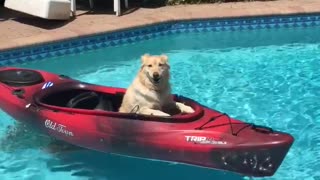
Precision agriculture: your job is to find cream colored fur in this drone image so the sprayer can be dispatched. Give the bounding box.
[118,54,195,116]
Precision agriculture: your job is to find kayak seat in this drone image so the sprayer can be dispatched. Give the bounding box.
[95,95,115,111]
[66,91,115,111]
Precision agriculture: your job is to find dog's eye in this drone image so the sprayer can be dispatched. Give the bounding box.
[147,64,152,67]
[159,63,163,66]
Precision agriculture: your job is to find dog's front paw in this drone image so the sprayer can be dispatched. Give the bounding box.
[176,102,195,114]
[155,112,171,117]
[181,105,195,114]
[151,110,171,117]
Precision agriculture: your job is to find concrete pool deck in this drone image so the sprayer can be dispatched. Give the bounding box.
[0,0,320,52]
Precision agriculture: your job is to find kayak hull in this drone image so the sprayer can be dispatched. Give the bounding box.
[0,67,294,177]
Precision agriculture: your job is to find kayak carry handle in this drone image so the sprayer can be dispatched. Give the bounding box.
[12,88,25,99]
[25,103,40,112]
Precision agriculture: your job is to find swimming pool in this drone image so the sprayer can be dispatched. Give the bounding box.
[0,13,320,180]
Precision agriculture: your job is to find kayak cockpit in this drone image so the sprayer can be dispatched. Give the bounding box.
[33,82,204,122]
[38,88,120,112]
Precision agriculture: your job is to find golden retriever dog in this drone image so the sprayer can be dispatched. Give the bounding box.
[118,54,195,117]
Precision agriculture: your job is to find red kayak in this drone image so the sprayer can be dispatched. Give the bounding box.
[0,67,294,177]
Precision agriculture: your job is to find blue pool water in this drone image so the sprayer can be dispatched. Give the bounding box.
[1,23,320,180]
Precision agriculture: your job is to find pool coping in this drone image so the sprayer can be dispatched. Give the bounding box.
[1,0,320,53]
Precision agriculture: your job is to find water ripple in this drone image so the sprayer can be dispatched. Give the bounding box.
[2,36,320,179]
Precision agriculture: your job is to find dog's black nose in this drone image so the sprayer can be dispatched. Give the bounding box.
[153,72,160,79]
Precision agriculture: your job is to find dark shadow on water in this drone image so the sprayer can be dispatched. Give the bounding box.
[46,148,245,180]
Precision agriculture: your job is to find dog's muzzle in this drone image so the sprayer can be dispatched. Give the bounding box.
[147,73,161,84]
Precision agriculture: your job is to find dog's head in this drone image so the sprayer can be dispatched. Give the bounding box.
[140,54,170,85]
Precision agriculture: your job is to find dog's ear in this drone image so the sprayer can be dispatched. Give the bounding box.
[141,54,150,65]
[160,54,168,63]
[140,54,150,70]
[160,54,169,68]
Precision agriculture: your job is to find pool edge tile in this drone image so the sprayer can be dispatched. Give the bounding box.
[1,13,320,65]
